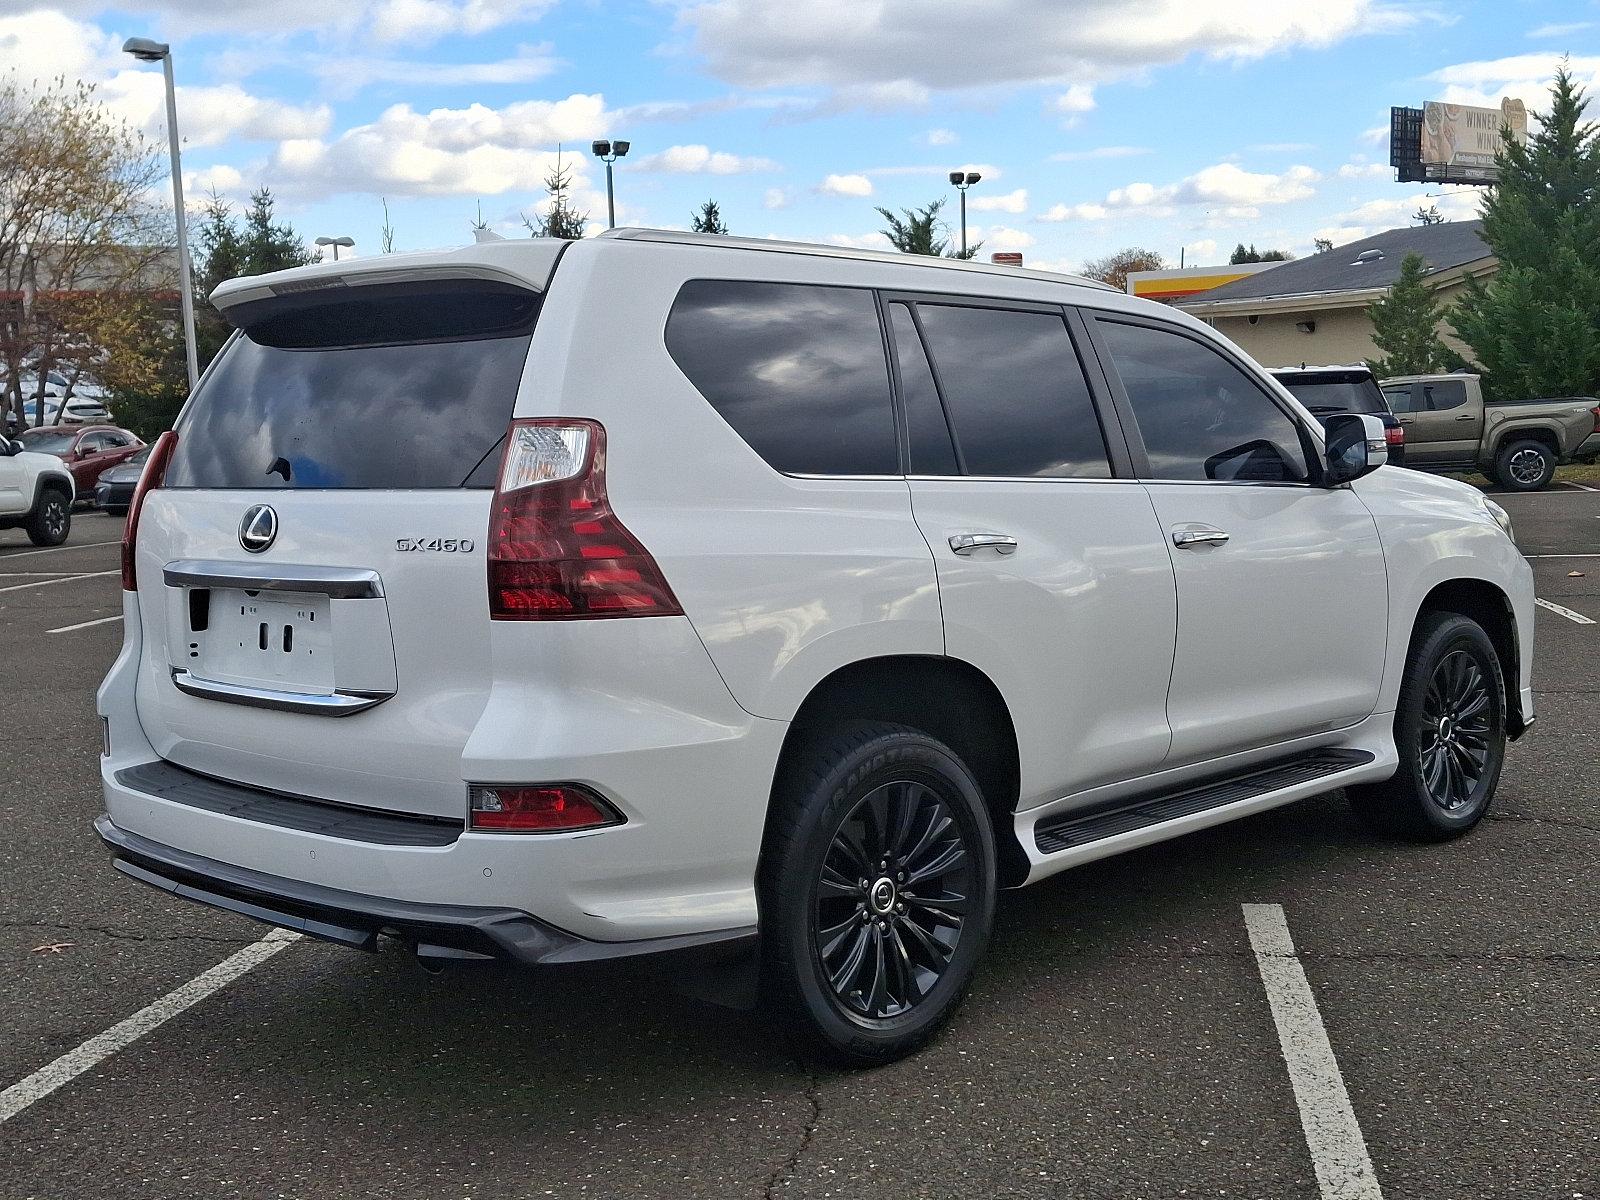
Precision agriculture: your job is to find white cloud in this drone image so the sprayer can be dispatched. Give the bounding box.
[1337,162,1391,179]
[1426,54,1600,111]
[1184,238,1219,263]
[264,95,617,198]
[368,0,557,45]
[1106,162,1321,211]
[922,128,959,146]
[317,44,559,96]
[968,187,1028,214]
[824,232,891,249]
[636,144,780,174]
[1528,21,1594,40]
[678,0,1416,95]
[1038,202,1108,222]
[974,224,1036,251]
[819,173,875,197]
[1053,83,1096,121]
[1049,145,1150,162]
[763,187,790,209]
[1359,124,1389,144]
[1313,188,1484,243]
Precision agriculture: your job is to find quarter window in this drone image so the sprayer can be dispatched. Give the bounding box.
[914,304,1111,478]
[1099,320,1310,483]
[666,280,897,476]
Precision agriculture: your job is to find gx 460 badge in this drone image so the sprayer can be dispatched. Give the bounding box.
[396,537,476,553]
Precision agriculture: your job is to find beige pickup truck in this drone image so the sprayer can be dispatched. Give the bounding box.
[1380,373,1600,491]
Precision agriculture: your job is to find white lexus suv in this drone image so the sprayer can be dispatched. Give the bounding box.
[97,231,1534,1064]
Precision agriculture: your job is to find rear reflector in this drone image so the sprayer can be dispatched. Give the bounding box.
[121,430,178,591]
[468,784,623,833]
[487,419,682,620]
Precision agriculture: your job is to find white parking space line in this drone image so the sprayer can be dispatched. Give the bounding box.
[1534,598,1596,625]
[0,569,117,594]
[1243,904,1383,1200]
[1559,480,1599,492]
[0,540,121,559]
[47,614,123,634]
[0,930,299,1126]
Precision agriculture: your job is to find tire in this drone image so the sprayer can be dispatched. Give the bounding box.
[759,722,997,1067]
[25,487,71,547]
[1349,612,1506,841]
[1494,438,1556,491]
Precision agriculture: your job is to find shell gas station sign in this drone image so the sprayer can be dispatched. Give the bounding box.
[1124,261,1278,304]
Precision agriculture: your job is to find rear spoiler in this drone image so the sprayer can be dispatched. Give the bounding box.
[210,240,567,322]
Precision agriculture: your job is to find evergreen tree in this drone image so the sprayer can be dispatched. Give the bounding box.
[1313,237,1334,254]
[525,148,589,239]
[875,197,980,258]
[1366,252,1464,377]
[1449,66,1600,400]
[1413,204,1445,225]
[690,199,729,234]
[1229,242,1293,264]
[192,187,316,370]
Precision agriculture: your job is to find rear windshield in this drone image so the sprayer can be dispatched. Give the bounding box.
[165,280,539,490]
[1274,375,1389,416]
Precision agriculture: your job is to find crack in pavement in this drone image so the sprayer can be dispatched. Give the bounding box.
[1487,811,1600,835]
[764,1063,823,1198]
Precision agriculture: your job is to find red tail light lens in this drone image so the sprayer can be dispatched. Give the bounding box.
[487,419,682,620]
[468,784,623,832]
[1590,405,1599,433]
[1385,424,1405,445]
[121,430,178,591]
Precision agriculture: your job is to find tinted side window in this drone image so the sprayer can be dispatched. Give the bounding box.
[888,303,958,475]
[915,304,1110,478]
[1382,385,1415,413]
[1100,320,1310,483]
[666,280,897,476]
[1422,380,1467,411]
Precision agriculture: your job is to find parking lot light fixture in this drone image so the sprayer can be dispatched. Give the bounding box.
[950,170,982,257]
[591,139,630,230]
[314,236,355,262]
[123,37,198,391]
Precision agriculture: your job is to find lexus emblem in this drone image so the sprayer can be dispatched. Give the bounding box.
[239,504,278,554]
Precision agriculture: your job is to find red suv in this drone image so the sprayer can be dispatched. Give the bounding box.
[16,424,144,494]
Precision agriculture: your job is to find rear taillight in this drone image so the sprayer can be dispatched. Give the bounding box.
[1385,424,1405,445]
[121,430,177,591]
[468,784,623,833]
[1590,405,1599,433]
[487,419,682,620]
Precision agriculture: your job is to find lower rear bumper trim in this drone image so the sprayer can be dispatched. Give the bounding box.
[95,815,757,969]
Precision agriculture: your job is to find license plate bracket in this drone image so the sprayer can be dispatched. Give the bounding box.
[183,587,335,694]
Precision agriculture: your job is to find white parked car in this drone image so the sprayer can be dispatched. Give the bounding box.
[0,434,75,544]
[97,231,1535,1064]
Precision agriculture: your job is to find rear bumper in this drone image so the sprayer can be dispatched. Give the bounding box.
[96,814,756,969]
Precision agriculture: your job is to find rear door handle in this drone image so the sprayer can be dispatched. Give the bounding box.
[1454,414,1476,422]
[949,532,1018,556]
[1172,527,1229,548]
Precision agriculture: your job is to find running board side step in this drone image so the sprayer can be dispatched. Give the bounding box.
[1033,749,1376,855]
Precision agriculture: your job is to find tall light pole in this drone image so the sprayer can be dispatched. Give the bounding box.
[315,236,354,261]
[948,170,982,257]
[123,38,197,391]
[590,139,630,230]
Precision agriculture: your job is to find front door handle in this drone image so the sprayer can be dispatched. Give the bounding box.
[1172,527,1230,548]
[949,532,1018,556]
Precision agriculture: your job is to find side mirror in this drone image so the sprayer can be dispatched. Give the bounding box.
[1322,413,1386,485]
[0,438,17,456]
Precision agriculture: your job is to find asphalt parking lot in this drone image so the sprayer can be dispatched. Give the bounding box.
[1,491,1596,1200]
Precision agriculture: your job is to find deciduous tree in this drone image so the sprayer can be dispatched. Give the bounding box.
[1080,247,1165,291]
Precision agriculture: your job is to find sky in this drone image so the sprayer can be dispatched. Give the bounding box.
[1,1,1596,272]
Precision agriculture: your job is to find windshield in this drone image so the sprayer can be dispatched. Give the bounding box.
[164,280,539,490]
[1275,375,1389,416]
[17,429,77,455]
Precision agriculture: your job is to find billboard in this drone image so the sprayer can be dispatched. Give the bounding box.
[1392,97,1528,185]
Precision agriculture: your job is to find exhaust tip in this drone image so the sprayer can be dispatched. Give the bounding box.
[413,941,495,974]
